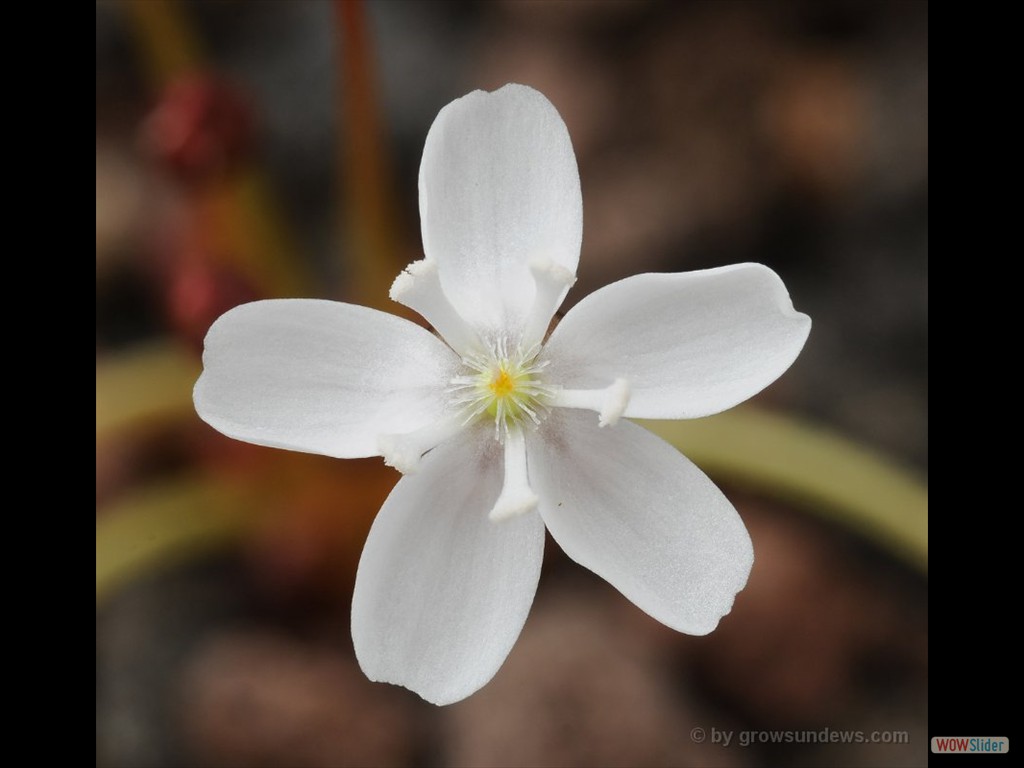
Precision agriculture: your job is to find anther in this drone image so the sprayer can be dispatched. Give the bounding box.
[446,339,554,438]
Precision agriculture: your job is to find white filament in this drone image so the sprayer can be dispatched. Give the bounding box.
[446,337,554,440]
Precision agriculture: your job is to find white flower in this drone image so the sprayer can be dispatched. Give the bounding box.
[194,84,811,705]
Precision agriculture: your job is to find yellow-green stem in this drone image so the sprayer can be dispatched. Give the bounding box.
[97,344,926,605]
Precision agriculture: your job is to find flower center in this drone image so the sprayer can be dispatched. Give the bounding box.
[448,340,553,439]
[488,367,516,399]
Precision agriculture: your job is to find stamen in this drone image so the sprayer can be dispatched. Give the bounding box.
[390,260,481,355]
[522,258,577,349]
[550,378,631,427]
[378,416,465,475]
[446,339,553,438]
[488,427,538,521]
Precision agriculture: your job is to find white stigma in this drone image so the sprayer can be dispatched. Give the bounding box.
[390,260,481,356]
[447,337,555,440]
[488,427,538,521]
[381,257,629,506]
[550,377,631,427]
[378,417,464,475]
[522,257,577,349]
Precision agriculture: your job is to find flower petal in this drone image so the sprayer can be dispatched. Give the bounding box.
[193,299,459,458]
[543,264,811,419]
[528,410,753,635]
[419,83,582,335]
[351,427,545,705]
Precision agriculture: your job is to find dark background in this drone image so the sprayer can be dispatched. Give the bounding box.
[96,2,927,766]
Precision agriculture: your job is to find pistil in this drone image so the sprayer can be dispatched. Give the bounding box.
[488,427,538,521]
[522,258,576,349]
[391,260,481,356]
[550,378,631,427]
[378,416,465,474]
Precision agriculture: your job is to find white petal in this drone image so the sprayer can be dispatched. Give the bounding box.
[528,410,753,635]
[351,428,545,705]
[193,299,459,459]
[419,83,582,335]
[543,264,811,419]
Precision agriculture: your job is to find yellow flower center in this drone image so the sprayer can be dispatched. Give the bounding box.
[488,367,516,398]
[448,341,553,438]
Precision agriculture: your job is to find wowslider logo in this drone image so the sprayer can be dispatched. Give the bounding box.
[931,737,1008,754]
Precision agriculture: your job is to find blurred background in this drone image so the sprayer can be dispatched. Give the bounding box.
[96,1,927,766]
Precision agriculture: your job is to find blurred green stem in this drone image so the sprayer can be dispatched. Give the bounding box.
[643,413,926,573]
[96,477,250,603]
[96,343,199,438]
[97,344,926,603]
